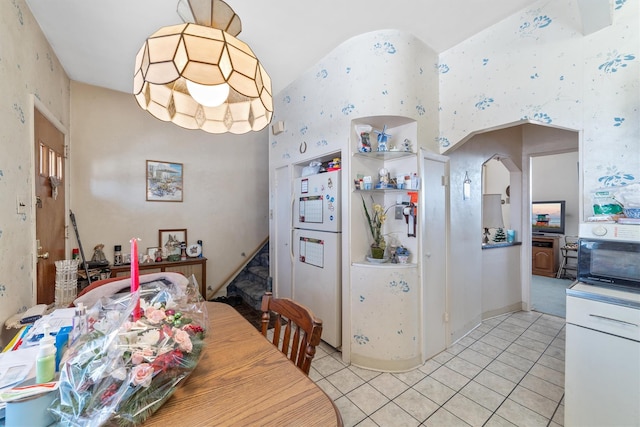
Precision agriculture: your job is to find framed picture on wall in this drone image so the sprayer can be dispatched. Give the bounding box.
[159,229,187,258]
[146,160,183,202]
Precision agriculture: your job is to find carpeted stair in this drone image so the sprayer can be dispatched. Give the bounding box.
[225,242,271,310]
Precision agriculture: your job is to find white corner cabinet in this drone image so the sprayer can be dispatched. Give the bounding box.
[348,115,423,371]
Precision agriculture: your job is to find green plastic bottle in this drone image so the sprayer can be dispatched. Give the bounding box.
[36,326,56,383]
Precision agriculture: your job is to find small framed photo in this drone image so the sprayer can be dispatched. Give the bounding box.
[147,247,159,258]
[146,160,183,202]
[159,229,187,257]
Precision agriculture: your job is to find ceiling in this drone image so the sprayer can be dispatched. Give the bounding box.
[25,0,539,96]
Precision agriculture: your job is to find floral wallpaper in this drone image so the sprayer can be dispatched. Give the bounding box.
[439,0,638,207]
[350,265,420,369]
[268,0,638,364]
[269,30,439,167]
[0,0,70,323]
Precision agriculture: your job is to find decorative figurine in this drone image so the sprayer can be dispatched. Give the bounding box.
[91,244,107,263]
[356,124,373,152]
[401,138,412,152]
[374,125,391,152]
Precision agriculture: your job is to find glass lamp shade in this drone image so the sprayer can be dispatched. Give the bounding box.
[133,22,272,134]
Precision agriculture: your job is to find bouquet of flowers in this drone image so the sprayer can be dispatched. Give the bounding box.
[51,276,207,426]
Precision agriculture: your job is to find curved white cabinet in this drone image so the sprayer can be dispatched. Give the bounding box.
[350,263,421,371]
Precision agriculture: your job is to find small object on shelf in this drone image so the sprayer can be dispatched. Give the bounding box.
[187,243,202,258]
[374,125,391,152]
[356,125,373,152]
[113,245,123,265]
[366,256,390,264]
[180,241,187,260]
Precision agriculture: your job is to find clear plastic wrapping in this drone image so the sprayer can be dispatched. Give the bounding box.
[51,276,207,426]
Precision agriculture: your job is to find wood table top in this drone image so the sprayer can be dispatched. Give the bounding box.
[144,302,342,426]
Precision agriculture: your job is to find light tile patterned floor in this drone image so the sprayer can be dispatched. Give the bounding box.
[309,311,566,427]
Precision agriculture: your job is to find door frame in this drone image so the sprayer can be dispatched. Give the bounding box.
[29,95,70,306]
[419,149,451,360]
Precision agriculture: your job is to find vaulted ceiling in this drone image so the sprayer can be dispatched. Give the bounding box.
[25,0,540,95]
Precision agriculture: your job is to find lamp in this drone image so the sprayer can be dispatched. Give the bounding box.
[133,0,273,134]
[482,194,504,244]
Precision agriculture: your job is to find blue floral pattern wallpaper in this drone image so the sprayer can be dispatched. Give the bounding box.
[439,0,638,201]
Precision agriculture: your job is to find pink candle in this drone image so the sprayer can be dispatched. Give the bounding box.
[130,238,141,320]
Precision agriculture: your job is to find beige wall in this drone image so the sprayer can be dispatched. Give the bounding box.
[0,0,269,335]
[70,82,270,299]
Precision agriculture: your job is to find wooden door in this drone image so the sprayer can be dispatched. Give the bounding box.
[35,108,66,305]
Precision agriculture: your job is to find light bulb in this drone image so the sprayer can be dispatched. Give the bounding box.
[186,80,230,107]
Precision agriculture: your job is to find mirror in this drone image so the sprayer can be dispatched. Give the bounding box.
[482,156,510,243]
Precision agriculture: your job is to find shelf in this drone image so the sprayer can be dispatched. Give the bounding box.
[354,151,415,160]
[352,261,417,268]
[354,188,419,193]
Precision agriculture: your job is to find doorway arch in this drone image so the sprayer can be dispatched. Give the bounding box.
[443,120,579,341]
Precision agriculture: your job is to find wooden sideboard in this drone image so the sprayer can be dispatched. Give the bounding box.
[532,236,559,277]
[110,257,207,299]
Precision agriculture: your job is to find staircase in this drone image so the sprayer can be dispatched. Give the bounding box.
[225,241,271,310]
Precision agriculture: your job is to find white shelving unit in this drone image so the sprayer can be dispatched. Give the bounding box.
[348,115,423,371]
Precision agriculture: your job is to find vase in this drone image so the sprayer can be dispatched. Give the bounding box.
[370,245,385,259]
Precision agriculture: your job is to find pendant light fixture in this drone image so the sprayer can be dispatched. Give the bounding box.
[133,0,273,134]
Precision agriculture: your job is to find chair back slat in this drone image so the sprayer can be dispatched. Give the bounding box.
[260,292,323,375]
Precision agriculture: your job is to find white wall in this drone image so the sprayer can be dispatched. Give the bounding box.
[447,126,524,340]
[532,151,580,237]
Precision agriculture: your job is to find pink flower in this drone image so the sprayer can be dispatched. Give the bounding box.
[131,363,154,387]
[172,328,193,353]
[145,307,166,324]
[131,349,153,365]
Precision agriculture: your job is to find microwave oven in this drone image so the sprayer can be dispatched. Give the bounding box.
[577,237,640,292]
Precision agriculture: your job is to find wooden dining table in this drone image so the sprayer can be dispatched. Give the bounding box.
[145,302,343,426]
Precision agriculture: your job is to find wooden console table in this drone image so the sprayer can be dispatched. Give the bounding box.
[110,257,207,299]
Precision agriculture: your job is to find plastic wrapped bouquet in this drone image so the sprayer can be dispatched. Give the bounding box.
[51,275,207,426]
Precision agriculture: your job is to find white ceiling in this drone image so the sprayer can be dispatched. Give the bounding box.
[25,0,539,96]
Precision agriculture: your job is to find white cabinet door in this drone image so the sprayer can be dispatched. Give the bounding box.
[565,323,640,426]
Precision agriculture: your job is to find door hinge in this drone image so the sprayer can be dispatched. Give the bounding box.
[443,312,449,322]
[441,175,449,187]
[64,145,70,158]
[65,225,69,239]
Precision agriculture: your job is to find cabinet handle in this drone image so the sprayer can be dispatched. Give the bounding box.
[588,314,638,328]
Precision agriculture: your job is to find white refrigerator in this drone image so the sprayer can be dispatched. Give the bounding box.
[292,170,341,348]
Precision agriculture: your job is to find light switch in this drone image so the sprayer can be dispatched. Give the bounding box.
[395,206,404,220]
[17,195,27,214]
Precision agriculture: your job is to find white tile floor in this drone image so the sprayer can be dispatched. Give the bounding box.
[309,311,566,427]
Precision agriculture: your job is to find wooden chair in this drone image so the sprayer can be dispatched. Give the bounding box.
[260,292,323,375]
